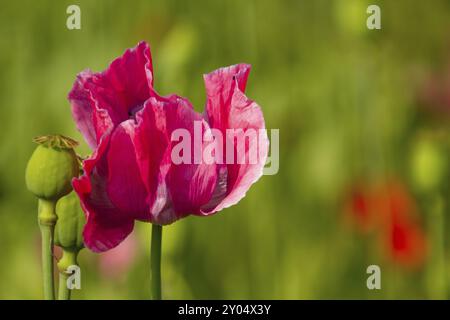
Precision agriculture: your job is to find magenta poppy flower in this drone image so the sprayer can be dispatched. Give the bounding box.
[68,42,268,252]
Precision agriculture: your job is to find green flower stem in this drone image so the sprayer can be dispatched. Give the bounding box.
[151,224,162,300]
[57,249,78,300]
[38,199,57,300]
[58,272,71,300]
[427,194,447,299]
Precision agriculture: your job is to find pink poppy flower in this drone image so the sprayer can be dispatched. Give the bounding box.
[68,42,268,252]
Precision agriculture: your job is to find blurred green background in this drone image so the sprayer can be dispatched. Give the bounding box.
[1,0,450,299]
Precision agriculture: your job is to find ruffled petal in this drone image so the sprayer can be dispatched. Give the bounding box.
[105,121,149,219]
[73,132,135,252]
[68,70,99,149]
[202,64,269,213]
[164,98,217,217]
[68,41,154,148]
[132,96,217,224]
[82,210,134,253]
[130,97,172,223]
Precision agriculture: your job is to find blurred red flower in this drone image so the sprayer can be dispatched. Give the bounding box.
[388,212,427,268]
[346,180,427,269]
[346,185,376,233]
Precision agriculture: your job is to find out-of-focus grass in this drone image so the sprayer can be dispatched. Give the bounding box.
[1,0,450,299]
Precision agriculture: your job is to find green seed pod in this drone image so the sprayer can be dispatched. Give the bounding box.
[55,191,85,251]
[25,135,79,201]
[410,137,447,192]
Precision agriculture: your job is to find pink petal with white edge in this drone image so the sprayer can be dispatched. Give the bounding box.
[68,70,98,149]
[164,98,217,217]
[202,64,269,214]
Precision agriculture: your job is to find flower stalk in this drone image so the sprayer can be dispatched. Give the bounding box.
[26,134,80,300]
[38,199,58,300]
[151,224,162,300]
[426,194,447,299]
[57,249,79,300]
[54,191,86,300]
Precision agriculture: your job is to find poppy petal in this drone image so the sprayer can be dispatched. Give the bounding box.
[68,42,154,147]
[164,98,217,217]
[73,132,135,252]
[132,96,217,224]
[202,64,269,213]
[105,120,149,219]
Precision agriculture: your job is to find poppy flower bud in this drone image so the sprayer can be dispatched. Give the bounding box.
[55,191,85,252]
[410,137,447,192]
[25,135,79,201]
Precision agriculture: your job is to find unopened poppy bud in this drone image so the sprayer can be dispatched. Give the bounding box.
[25,135,79,201]
[55,191,85,251]
[410,137,447,192]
